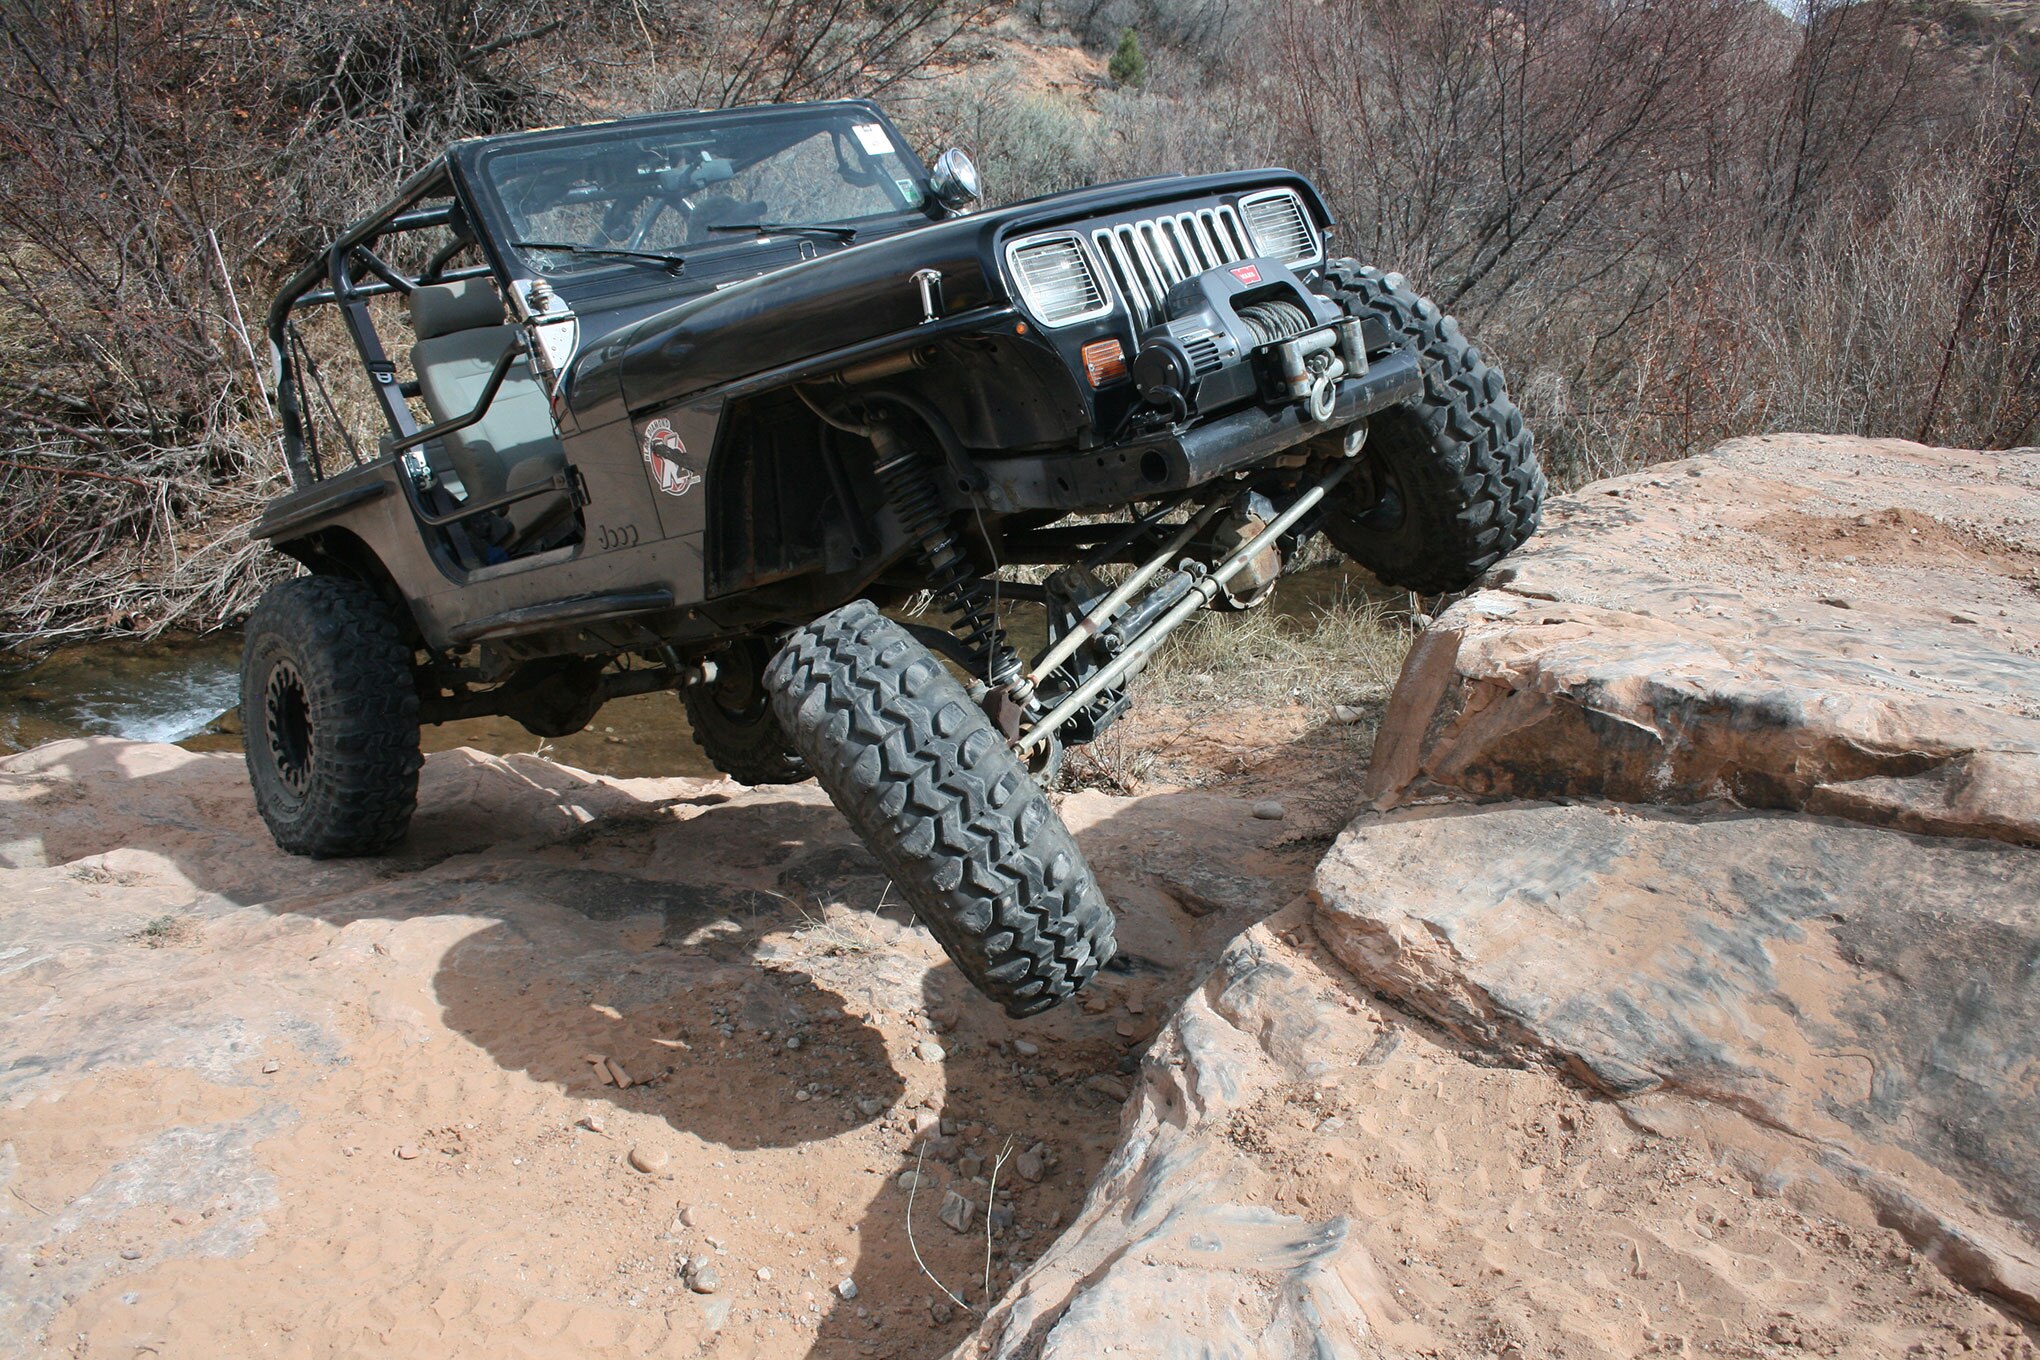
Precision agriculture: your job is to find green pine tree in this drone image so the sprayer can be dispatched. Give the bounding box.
[1108,28,1147,87]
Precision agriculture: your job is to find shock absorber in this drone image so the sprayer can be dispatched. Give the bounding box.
[870,420,1022,691]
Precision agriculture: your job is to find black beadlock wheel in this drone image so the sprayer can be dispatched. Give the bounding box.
[764,601,1116,1017]
[1317,261,1545,594]
[240,575,422,858]
[682,637,809,786]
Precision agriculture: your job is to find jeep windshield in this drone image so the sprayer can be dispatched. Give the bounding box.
[479,108,929,276]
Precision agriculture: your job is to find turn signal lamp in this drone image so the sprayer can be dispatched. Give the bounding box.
[1082,338,1129,387]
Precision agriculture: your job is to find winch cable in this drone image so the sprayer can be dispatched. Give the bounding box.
[1236,299,1316,346]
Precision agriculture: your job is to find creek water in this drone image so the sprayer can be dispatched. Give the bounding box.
[0,563,1380,780]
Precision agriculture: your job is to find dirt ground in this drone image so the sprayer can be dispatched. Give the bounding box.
[3,723,2033,1359]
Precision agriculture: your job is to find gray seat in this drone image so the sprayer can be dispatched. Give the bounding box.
[408,280,571,543]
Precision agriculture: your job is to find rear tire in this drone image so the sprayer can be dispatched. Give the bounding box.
[1317,262,1544,594]
[765,601,1115,1017]
[241,576,421,858]
[683,637,809,786]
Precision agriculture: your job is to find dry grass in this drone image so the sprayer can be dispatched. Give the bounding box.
[1053,568,1417,794]
[1140,573,1413,715]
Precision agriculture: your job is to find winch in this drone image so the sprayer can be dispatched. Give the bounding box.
[1130,258,1368,423]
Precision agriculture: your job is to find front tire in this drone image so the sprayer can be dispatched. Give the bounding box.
[765,601,1115,1017]
[1317,262,1545,594]
[241,576,421,858]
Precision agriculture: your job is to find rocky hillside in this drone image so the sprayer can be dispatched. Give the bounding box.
[1,435,2035,1359]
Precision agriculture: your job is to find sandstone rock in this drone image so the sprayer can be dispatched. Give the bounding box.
[1367,436,2040,847]
[628,1145,669,1174]
[1314,800,2040,1315]
[960,920,1386,1359]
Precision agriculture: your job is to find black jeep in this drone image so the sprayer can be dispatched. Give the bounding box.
[246,98,1542,1015]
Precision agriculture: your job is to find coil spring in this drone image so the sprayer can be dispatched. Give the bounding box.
[874,437,1020,688]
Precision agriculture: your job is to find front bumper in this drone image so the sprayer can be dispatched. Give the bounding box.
[977,345,1422,513]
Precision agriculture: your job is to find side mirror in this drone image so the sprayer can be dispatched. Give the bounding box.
[929,148,981,211]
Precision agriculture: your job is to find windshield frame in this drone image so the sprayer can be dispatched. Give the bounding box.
[454,101,934,291]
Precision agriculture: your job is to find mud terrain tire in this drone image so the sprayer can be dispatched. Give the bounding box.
[241,575,421,858]
[1318,262,1544,593]
[765,601,1115,1016]
[684,637,809,786]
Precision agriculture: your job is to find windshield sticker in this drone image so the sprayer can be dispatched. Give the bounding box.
[641,419,701,496]
[895,178,924,205]
[852,123,892,156]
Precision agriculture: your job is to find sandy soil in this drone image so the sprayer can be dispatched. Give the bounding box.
[0,740,1319,1359]
[2,732,2032,1359]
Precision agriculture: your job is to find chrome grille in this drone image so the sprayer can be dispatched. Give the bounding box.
[1007,234,1110,326]
[1092,206,1252,328]
[1240,190,1318,267]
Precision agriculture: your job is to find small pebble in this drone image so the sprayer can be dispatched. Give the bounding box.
[785,1036,802,1050]
[795,1089,811,1102]
[628,1145,670,1174]
[1084,1075,1130,1102]
[579,1114,606,1134]
[1116,1020,1139,1039]
[938,1188,975,1234]
[120,1247,143,1261]
[688,1264,719,1295]
[756,1266,773,1282]
[260,1060,280,1074]
[1015,1151,1045,1183]
[912,1109,941,1136]
[679,1204,701,1227]
[857,1098,886,1116]
[1012,1039,1040,1057]
[930,1298,955,1325]
[395,1143,420,1160]
[836,1277,859,1300]
[897,1169,934,1192]
[915,1041,946,1063]
[1332,704,1365,724]
[1251,800,1285,820]
[606,1059,633,1089]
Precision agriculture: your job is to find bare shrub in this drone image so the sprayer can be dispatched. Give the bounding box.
[1266,0,2037,477]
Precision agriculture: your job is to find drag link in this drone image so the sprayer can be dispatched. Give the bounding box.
[1015,497,1230,704]
[1014,458,1357,756]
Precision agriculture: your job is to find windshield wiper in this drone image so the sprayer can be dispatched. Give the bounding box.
[510,240,688,272]
[705,222,858,243]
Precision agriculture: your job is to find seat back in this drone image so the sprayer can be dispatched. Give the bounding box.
[408,282,569,530]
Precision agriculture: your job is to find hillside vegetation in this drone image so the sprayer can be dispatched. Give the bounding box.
[0,0,2033,642]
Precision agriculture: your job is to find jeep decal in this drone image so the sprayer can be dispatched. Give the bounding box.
[641,418,701,496]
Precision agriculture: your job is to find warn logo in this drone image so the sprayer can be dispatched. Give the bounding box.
[1229,264,1262,285]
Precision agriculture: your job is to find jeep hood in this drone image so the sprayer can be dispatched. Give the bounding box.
[568,169,1330,423]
